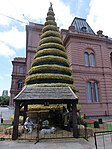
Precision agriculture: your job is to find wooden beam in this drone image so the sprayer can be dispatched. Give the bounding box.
[12,101,20,140]
[72,102,78,138]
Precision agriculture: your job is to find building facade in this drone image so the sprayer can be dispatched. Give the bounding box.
[10,18,112,116]
[2,90,8,96]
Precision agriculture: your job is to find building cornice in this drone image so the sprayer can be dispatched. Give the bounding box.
[26,23,43,32]
[72,69,112,75]
[12,58,26,64]
[11,74,26,77]
[63,31,112,46]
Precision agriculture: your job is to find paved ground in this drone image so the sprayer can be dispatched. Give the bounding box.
[0,137,112,149]
[0,138,95,149]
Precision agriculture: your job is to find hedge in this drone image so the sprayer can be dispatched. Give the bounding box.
[32,56,69,67]
[25,4,76,92]
[42,25,58,33]
[28,64,72,75]
[26,73,74,84]
[46,15,55,21]
[39,36,63,46]
[44,20,57,26]
[34,48,67,59]
[37,43,66,52]
[47,10,55,16]
[41,30,60,39]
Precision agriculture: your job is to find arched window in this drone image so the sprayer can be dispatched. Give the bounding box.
[87,81,92,103]
[86,80,99,103]
[90,53,95,66]
[93,81,99,102]
[18,80,23,89]
[84,50,95,67]
[84,52,89,66]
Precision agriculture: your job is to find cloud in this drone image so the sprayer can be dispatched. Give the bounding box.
[87,0,112,37]
[0,41,15,58]
[0,75,3,80]
[0,27,26,49]
[0,0,73,59]
[0,0,73,29]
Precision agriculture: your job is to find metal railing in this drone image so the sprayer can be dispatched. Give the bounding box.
[85,118,112,149]
[94,131,112,149]
[0,122,88,141]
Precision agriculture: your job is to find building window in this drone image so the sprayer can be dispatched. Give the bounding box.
[90,53,95,66]
[18,80,23,89]
[81,26,87,32]
[17,66,24,74]
[86,80,99,103]
[110,52,112,68]
[84,52,89,66]
[19,67,24,73]
[93,81,99,102]
[84,50,95,67]
[87,81,92,103]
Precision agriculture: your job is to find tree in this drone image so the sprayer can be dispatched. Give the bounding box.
[0,96,9,105]
[25,3,76,92]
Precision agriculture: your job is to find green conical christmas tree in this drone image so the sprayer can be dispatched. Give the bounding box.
[26,3,76,92]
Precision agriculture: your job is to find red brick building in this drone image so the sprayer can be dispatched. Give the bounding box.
[10,18,112,116]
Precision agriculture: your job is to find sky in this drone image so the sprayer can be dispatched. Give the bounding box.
[0,0,112,96]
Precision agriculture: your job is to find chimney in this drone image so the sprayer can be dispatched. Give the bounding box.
[69,26,75,32]
[97,30,103,36]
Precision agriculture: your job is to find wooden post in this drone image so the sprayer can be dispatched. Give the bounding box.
[23,104,28,124]
[12,101,20,140]
[72,102,78,138]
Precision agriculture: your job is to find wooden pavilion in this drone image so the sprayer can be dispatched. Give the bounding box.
[12,86,78,140]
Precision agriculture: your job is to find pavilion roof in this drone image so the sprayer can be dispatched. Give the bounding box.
[14,86,78,103]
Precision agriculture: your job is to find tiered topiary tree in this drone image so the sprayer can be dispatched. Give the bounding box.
[25,3,76,92]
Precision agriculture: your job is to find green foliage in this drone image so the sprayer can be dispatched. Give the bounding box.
[42,25,58,33]
[32,56,69,67]
[28,64,72,75]
[37,43,66,52]
[25,4,76,93]
[77,104,82,111]
[47,10,55,16]
[26,73,73,84]
[46,15,55,21]
[44,20,57,26]
[39,36,63,46]
[41,30,60,39]
[0,96,9,105]
[34,48,67,59]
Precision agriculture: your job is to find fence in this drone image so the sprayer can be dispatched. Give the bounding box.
[85,118,112,149]
[0,123,88,142]
[94,131,112,149]
[18,123,88,142]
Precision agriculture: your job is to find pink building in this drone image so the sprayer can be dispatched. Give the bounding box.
[10,18,112,116]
